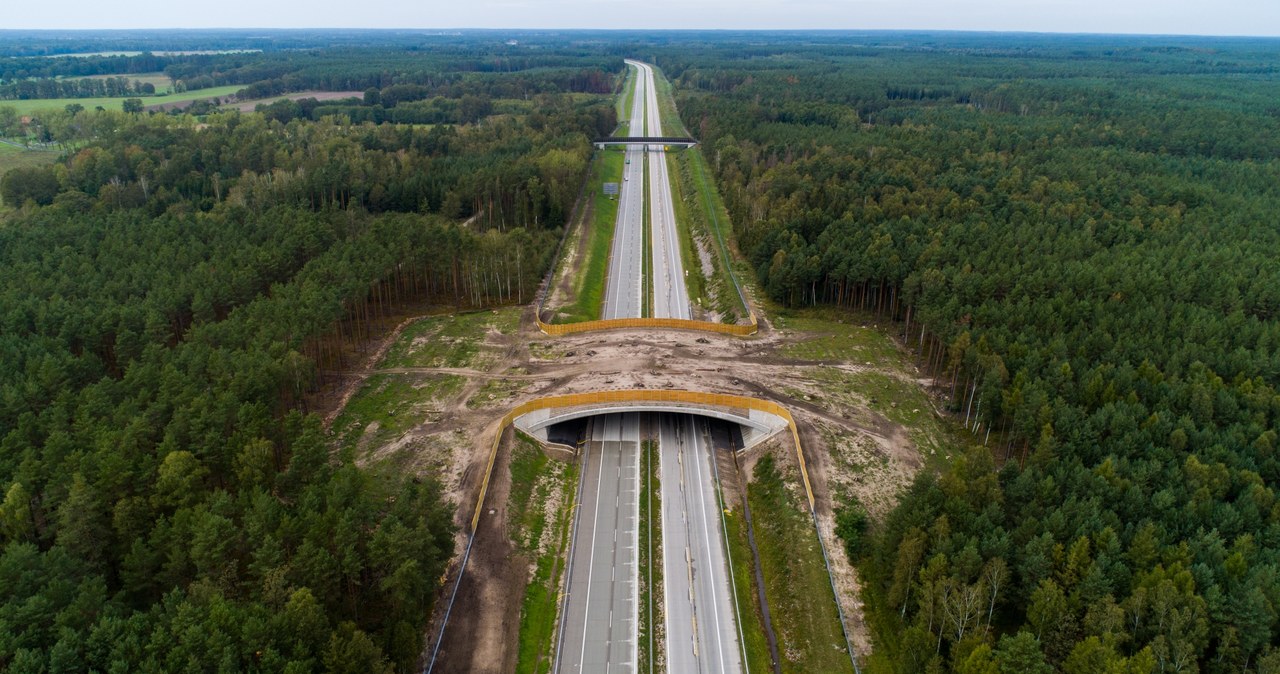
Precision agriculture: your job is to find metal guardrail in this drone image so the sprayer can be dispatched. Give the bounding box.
[429,388,858,672]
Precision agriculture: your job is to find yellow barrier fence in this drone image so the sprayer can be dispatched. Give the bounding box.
[469,388,812,532]
[536,310,759,337]
[464,389,856,670]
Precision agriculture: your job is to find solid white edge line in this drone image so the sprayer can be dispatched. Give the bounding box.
[689,415,728,674]
[577,415,610,669]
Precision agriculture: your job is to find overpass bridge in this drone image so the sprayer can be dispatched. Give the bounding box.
[512,395,789,450]
[593,136,698,149]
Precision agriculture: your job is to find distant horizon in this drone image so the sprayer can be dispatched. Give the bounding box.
[1,27,1279,39]
[6,0,1279,39]
[0,27,1274,43]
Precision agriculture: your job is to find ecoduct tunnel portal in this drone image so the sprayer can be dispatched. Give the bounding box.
[513,399,790,451]
[513,395,791,674]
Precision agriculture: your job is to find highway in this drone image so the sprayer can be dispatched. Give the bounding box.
[602,62,648,320]
[659,414,743,674]
[635,60,692,320]
[556,413,641,673]
[558,61,739,674]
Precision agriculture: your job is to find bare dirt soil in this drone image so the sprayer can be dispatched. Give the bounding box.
[425,426,525,674]
[541,183,594,322]
[316,293,946,672]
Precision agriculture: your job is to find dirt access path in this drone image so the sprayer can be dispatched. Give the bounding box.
[315,292,944,672]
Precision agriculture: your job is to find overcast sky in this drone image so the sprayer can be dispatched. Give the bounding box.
[7,0,1279,37]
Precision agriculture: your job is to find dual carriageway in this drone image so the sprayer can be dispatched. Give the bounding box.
[556,60,745,674]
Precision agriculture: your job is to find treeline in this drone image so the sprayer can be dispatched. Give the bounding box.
[667,36,1280,672]
[0,75,158,100]
[0,52,178,81]
[232,61,619,102]
[0,62,603,671]
[256,87,615,129]
[3,94,609,227]
[1,45,621,103]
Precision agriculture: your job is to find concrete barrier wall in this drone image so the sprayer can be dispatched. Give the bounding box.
[514,402,788,449]
[469,388,813,533]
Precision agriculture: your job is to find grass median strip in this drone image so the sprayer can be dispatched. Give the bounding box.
[643,154,653,317]
[638,436,663,672]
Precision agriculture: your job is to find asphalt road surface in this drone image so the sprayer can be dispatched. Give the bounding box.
[659,414,743,674]
[555,413,641,674]
[602,62,649,320]
[636,60,692,320]
[558,61,735,674]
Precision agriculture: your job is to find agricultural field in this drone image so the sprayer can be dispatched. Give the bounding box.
[0,141,59,209]
[84,71,174,92]
[4,84,243,114]
[3,28,1277,674]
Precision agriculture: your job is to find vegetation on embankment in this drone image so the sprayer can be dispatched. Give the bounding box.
[510,436,579,674]
[551,147,625,323]
[722,467,778,672]
[748,452,856,674]
[664,150,710,311]
[648,62,748,323]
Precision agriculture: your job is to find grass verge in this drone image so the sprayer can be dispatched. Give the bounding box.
[648,62,749,323]
[330,373,465,451]
[649,66,688,137]
[685,148,750,321]
[664,150,714,314]
[617,65,637,135]
[379,307,520,369]
[722,479,776,672]
[749,452,855,674]
[555,148,624,323]
[511,435,579,674]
